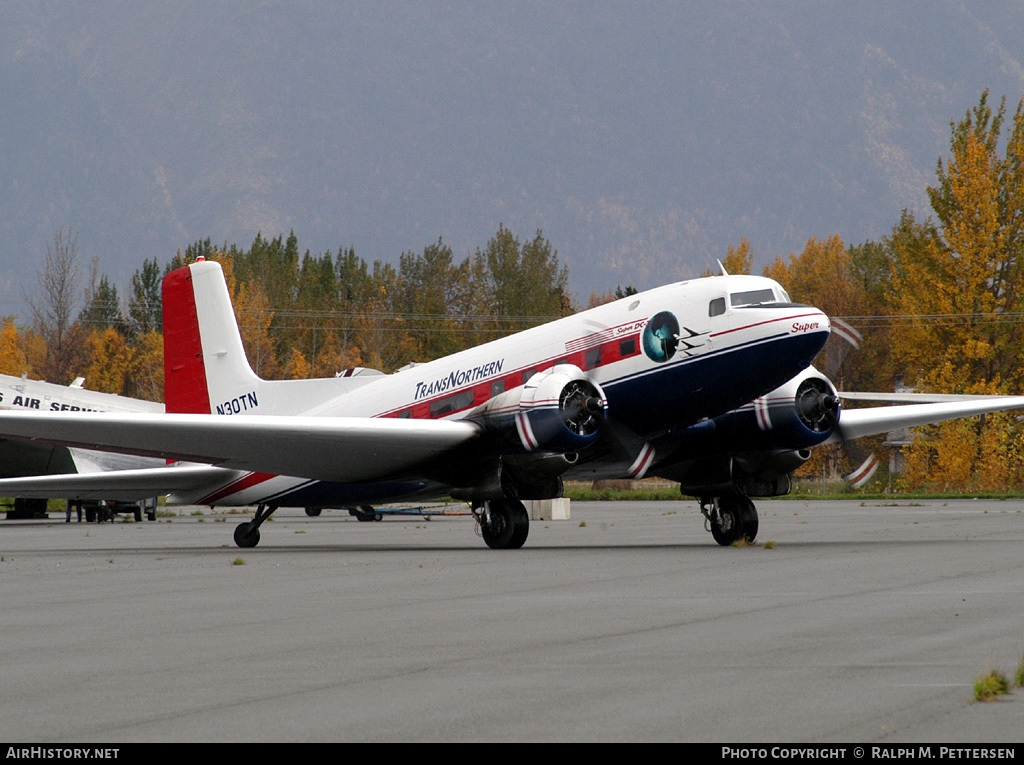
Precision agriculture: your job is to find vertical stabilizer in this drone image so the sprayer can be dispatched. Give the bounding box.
[163,260,260,414]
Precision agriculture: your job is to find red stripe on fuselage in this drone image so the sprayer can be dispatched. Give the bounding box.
[710,311,826,338]
[198,471,278,505]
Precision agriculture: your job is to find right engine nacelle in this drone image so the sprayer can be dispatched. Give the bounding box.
[470,365,608,454]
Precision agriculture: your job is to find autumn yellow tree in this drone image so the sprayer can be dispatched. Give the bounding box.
[85,327,132,394]
[124,331,165,402]
[232,278,280,379]
[700,238,754,278]
[764,235,869,318]
[889,92,1024,490]
[0,320,28,376]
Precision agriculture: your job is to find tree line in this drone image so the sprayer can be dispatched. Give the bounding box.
[4,224,570,401]
[5,90,1024,492]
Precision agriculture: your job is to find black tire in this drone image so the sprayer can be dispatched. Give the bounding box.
[710,500,743,546]
[133,507,143,522]
[711,494,758,545]
[481,499,529,549]
[234,522,260,548]
[305,508,322,517]
[146,510,156,521]
[737,495,758,543]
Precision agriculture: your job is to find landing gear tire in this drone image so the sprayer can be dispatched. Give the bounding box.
[479,498,530,550]
[305,508,322,517]
[737,496,758,542]
[233,503,277,548]
[234,523,260,548]
[710,494,758,546]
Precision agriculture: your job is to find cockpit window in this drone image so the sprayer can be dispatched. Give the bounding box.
[730,288,776,307]
[709,297,726,317]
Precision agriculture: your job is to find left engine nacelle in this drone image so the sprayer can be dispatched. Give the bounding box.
[752,367,841,449]
[470,365,608,453]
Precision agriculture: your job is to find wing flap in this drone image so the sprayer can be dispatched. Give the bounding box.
[0,411,481,483]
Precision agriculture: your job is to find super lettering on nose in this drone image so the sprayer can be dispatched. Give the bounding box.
[791,320,821,333]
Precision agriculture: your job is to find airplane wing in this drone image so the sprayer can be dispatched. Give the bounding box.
[0,411,481,484]
[840,391,1015,403]
[0,464,231,500]
[826,396,1024,444]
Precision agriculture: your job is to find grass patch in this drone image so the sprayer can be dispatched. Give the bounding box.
[973,669,1010,701]
[1015,655,1024,688]
[232,557,246,566]
[563,484,683,501]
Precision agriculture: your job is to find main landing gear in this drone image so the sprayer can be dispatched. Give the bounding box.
[701,493,758,546]
[472,498,529,550]
[234,503,277,548]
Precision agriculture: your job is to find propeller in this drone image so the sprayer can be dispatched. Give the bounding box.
[584,400,656,479]
[825,318,880,488]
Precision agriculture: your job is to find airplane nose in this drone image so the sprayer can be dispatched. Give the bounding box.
[788,307,831,358]
[789,308,830,340]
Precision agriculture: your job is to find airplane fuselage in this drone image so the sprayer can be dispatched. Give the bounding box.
[174,274,830,508]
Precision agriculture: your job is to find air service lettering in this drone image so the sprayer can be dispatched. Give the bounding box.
[216,391,259,415]
[415,359,504,400]
[0,392,102,412]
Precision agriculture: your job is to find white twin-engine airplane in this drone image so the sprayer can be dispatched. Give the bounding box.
[0,258,1021,549]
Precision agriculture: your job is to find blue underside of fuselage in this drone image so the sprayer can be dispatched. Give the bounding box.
[602,330,827,437]
[260,480,431,508]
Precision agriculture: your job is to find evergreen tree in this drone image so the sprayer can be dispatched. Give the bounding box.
[127,257,163,339]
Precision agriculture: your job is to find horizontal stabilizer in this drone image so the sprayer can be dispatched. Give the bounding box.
[0,465,231,500]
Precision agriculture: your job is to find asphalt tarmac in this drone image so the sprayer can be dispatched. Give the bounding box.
[2,499,1023,743]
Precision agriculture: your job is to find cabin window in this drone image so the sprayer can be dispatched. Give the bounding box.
[491,379,505,397]
[730,288,776,307]
[709,297,726,317]
[397,409,412,419]
[430,389,474,418]
[620,337,636,356]
[522,368,537,384]
[585,347,602,370]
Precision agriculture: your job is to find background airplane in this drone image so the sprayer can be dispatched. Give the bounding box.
[0,259,1019,548]
[0,373,163,519]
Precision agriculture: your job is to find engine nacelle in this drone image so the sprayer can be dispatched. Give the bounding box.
[691,366,839,452]
[655,367,840,474]
[753,368,840,448]
[470,365,607,454]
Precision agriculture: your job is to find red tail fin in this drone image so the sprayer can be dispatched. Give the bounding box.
[162,266,212,414]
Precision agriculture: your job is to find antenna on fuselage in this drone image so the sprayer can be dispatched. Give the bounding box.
[717,259,729,276]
